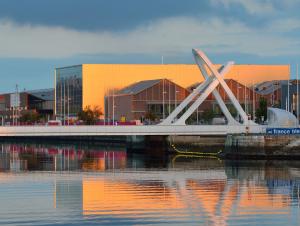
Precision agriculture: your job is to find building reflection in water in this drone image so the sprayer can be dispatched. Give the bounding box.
[54,161,300,225]
[0,143,127,172]
[0,142,300,225]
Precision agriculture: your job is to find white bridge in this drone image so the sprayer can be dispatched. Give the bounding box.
[0,124,266,137]
[0,49,292,137]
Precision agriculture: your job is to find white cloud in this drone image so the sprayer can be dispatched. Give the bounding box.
[0,17,298,59]
[270,18,300,32]
[210,0,276,14]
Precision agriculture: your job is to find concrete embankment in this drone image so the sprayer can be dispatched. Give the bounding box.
[225,135,300,159]
[1,133,300,158]
[167,135,226,155]
[168,135,300,159]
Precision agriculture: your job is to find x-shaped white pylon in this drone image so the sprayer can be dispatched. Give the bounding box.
[160,49,255,125]
[193,49,239,125]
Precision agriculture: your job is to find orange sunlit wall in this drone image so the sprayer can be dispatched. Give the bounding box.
[82,179,184,216]
[82,64,289,111]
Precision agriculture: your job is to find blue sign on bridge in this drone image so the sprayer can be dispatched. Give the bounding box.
[266,128,300,135]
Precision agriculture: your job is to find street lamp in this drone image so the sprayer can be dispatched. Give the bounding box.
[63,79,66,125]
[237,84,241,102]
[196,107,199,124]
[66,97,71,126]
[163,90,167,119]
[175,89,179,108]
[287,78,290,112]
[67,80,70,126]
[168,80,171,116]
[237,84,242,122]
[162,79,167,119]
[112,88,117,125]
[252,81,256,121]
[297,64,299,122]
[244,84,247,114]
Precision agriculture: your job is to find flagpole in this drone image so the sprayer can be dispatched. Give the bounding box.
[297,63,299,123]
[252,80,255,121]
[288,76,290,112]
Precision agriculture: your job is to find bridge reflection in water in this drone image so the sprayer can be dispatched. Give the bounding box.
[0,143,299,225]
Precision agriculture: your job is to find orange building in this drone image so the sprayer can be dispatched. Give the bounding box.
[55,64,289,120]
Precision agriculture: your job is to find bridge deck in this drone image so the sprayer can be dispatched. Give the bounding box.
[0,125,266,137]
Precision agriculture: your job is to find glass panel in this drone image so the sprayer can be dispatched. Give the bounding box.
[55,65,82,120]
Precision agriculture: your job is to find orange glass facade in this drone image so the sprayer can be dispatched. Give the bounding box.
[81,64,289,112]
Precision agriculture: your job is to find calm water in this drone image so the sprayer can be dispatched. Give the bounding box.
[0,142,300,226]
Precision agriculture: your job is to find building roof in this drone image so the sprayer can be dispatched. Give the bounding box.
[254,80,287,95]
[117,79,161,95]
[186,79,242,92]
[26,88,54,101]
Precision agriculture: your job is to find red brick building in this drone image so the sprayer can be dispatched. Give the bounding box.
[105,78,265,123]
[188,79,261,116]
[105,79,189,122]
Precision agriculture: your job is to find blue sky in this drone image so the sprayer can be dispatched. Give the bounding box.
[0,0,300,92]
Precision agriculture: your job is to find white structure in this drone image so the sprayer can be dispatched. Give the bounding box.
[160,49,256,126]
[0,124,265,136]
[267,107,298,127]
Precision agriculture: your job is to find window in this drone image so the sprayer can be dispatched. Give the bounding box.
[55,65,83,119]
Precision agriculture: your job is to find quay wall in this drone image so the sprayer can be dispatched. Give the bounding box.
[224,135,300,159]
[168,135,300,159]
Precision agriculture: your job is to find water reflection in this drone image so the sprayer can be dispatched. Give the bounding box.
[0,143,127,172]
[0,142,299,225]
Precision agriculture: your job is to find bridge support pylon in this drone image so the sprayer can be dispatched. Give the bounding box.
[160,49,256,126]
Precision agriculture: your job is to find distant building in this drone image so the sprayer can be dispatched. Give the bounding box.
[105,78,265,123]
[105,79,189,122]
[0,88,54,124]
[280,80,300,115]
[188,79,260,116]
[55,64,289,121]
[253,80,286,107]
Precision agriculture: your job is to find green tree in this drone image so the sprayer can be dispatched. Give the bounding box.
[20,111,40,123]
[202,109,215,124]
[77,105,103,125]
[255,97,267,123]
[227,105,237,118]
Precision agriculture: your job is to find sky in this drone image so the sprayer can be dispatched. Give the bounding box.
[0,0,300,92]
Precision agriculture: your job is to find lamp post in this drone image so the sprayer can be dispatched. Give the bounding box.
[168,80,171,117]
[162,79,166,119]
[252,81,255,121]
[175,89,179,108]
[60,80,63,123]
[67,97,71,126]
[237,84,242,103]
[297,64,299,122]
[196,107,199,124]
[244,84,247,114]
[106,89,109,125]
[112,88,115,125]
[15,84,19,126]
[63,79,66,125]
[12,106,14,126]
[67,80,70,126]
[237,84,242,122]
[287,76,291,112]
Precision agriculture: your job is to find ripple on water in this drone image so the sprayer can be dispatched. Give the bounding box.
[0,142,300,225]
